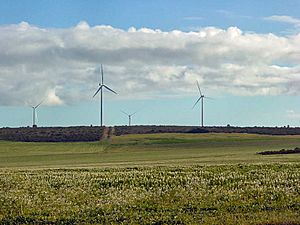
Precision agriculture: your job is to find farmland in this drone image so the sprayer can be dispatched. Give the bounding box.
[1,133,300,168]
[0,133,300,224]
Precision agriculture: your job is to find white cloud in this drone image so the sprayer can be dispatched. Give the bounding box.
[0,21,300,106]
[44,88,64,105]
[264,15,300,27]
[216,10,252,19]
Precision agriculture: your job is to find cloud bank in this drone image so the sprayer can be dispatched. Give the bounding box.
[0,21,300,106]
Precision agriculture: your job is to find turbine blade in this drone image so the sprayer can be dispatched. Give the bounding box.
[192,97,202,109]
[204,96,214,100]
[35,99,44,108]
[101,64,104,84]
[131,110,139,116]
[93,86,102,98]
[196,81,202,96]
[121,110,129,116]
[103,85,117,94]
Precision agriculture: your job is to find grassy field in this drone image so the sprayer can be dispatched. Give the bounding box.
[1,133,300,168]
[0,133,300,224]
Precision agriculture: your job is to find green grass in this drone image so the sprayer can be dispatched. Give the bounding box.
[1,133,300,168]
[0,133,300,224]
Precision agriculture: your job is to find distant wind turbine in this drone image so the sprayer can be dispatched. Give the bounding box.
[93,64,117,127]
[121,110,138,126]
[31,100,43,127]
[192,81,212,127]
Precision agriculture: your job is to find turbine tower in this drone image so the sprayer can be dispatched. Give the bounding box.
[192,81,212,127]
[121,110,138,126]
[31,100,43,128]
[93,64,117,127]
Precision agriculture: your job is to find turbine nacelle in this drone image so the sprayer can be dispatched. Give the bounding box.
[93,84,117,98]
[192,80,213,127]
[92,64,117,127]
[30,99,44,127]
[121,110,139,126]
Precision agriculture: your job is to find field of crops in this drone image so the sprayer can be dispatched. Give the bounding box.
[0,133,300,224]
[1,164,299,224]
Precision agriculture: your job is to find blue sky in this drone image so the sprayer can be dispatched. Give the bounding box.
[1,0,299,32]
[0,0,300,127]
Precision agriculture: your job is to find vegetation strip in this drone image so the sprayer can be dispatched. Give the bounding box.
[257,147,300,155]
[0,164,299,224]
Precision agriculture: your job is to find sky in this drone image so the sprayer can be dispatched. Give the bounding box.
[0,0,300,127]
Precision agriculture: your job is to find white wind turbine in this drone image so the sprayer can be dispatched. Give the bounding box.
[31,100,43,127]
[93,64,117,127]
[192,81,212,127]
[121,110,138,126]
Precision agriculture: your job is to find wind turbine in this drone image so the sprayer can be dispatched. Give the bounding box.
[121,110,138,126]
[192,81,212,127]
[93,64,117,127]
[31,100,43,127]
